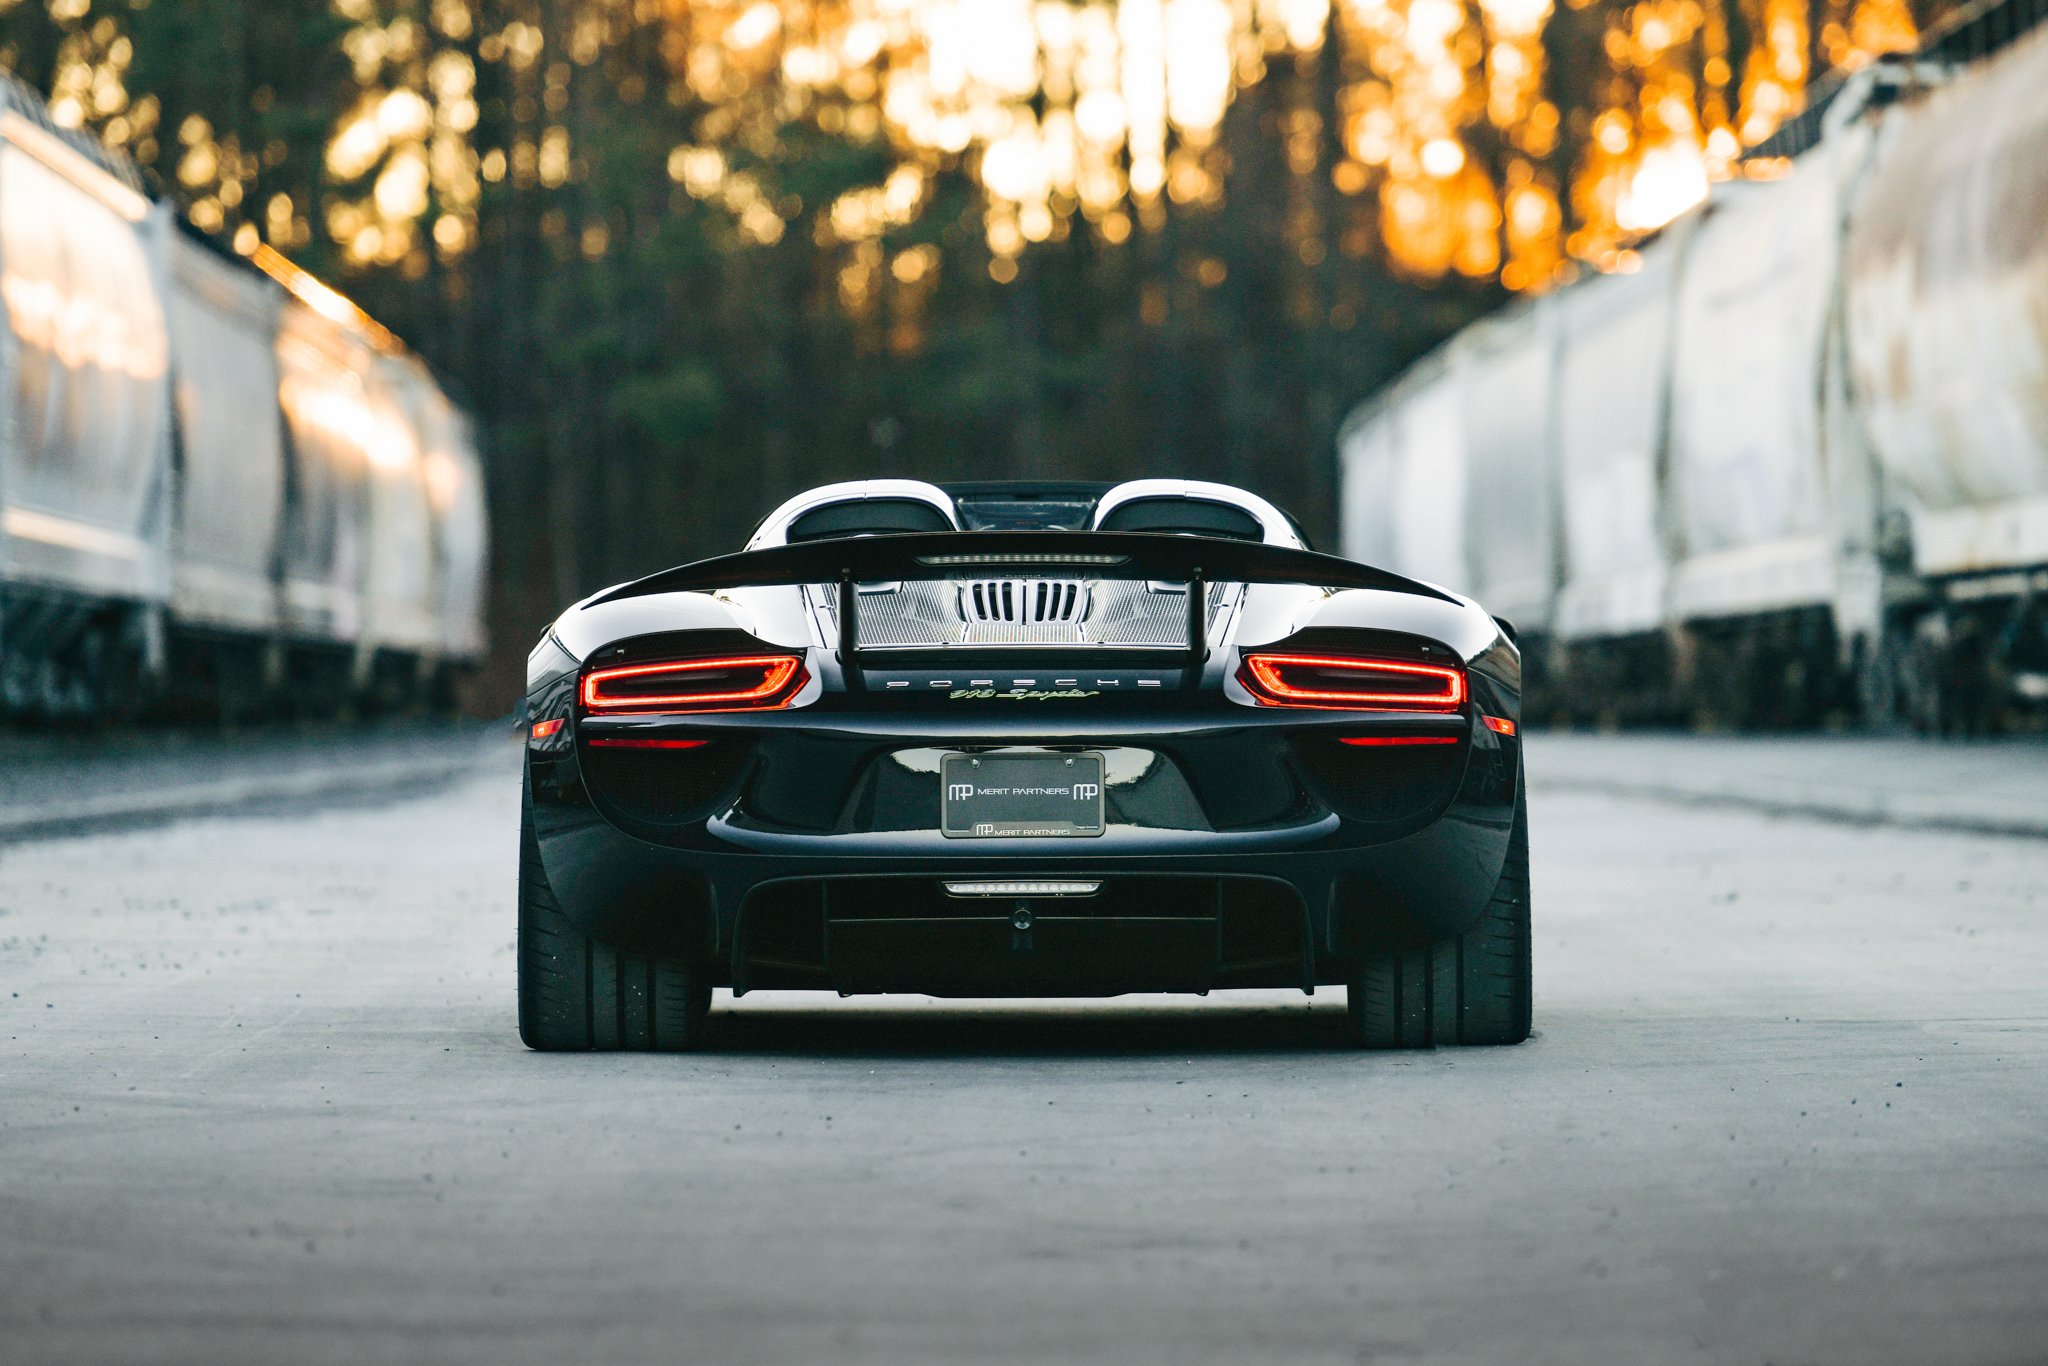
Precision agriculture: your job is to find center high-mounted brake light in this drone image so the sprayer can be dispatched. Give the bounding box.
[1238,652,1465,711]
[580,654,807,714]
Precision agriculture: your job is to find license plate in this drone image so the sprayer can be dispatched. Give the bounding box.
[941,752,1105,838]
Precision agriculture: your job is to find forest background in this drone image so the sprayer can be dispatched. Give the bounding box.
[0,0,1933,695]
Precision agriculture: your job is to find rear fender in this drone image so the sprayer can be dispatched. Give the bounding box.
[549,589,809,664]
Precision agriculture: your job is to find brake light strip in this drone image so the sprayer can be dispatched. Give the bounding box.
[586,738,711,750]
[1240,653,1465,708]
[581,655,803,711]
[1337,736,1460,746]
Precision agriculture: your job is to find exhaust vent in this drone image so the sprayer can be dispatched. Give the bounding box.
[961,579,1087,625]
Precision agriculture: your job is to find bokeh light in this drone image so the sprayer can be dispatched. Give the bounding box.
[17,0,1925,292]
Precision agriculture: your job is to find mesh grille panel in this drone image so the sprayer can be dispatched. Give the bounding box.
[853,581,964,647]
[1086,580,1226,647]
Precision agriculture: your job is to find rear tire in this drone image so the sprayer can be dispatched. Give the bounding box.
[518,785,711,1051]
[1343,783,1532,1049]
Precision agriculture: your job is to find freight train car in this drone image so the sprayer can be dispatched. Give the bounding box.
[1338,303,1564,694]
[160,226,287,714]
[0,76,487,723]
[1338,347,1469,594]
[1339,1,2048,731]
[1456,302,1559,646]
[1657,119,1880,727]
[1843,15,2048,730]
[0,85,172,716]
[1547,231,1689,720]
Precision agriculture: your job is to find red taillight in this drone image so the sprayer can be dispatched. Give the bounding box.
[1239,653,1465,710]
[586,737,711,750]
[1337,735,1460,746]
[580,655,807,714]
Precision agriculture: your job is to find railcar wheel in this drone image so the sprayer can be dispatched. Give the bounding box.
[518,787,711,1052]
[1343,785,1532,1049]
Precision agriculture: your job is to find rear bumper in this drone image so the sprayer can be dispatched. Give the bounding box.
[527,705,1520,995]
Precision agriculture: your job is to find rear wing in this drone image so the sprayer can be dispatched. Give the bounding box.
[590,530,1453,605]
[588,530,1456,690]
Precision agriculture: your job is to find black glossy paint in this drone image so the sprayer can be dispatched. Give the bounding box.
[524,534,1523,998]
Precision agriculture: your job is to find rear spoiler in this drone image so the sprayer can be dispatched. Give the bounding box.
[588,531,1455,691]
[588,531,1456,606]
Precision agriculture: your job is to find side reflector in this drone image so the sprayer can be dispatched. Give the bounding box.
[1483,715,1517,736]
[581,654,806,713]
[530,718,563,740]
[586,737,711,750]
[1337,735,1459,747]
[1239,653,1465,710]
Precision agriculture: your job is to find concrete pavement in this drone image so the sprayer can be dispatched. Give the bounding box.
[0,723,507,844]
[1,736,2045,1365]
[1529,729,2048,838]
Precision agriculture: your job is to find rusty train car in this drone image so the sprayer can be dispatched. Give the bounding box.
[0,77,486,721]
[1339,1,2048,731]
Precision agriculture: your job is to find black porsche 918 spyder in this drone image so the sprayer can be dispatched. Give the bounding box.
[519,478,1530,1051]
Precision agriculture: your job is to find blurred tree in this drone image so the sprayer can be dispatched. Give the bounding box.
[0,0,1944,704]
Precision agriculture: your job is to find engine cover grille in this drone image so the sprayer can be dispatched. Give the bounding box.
[843,577,1229,650]
[963,579,1085,625]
